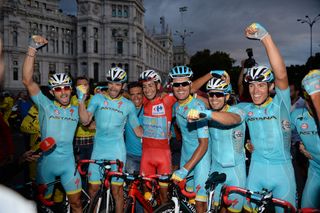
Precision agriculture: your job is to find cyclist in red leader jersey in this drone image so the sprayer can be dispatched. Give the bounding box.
[139,70,214,203]
[139,70,175,203]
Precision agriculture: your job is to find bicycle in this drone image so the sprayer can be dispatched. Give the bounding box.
[205,171,227,213]
[221,185,320,213]
[153,176,198,213]
[76,159,123,213]
[122,172,168,213]
[37,178,91,213]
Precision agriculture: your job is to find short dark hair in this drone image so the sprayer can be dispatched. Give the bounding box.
[76,76,89,83]
[127,81,142,92]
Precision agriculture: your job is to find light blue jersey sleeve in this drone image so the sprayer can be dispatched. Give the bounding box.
[87,94,101,114]
[274,87,291,113]
[31,91,52,110]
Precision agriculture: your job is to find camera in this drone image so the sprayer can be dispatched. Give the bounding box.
[244,48,256,68]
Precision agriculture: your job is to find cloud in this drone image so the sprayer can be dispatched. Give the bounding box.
[59,0,320,66]
[144,0,320,66]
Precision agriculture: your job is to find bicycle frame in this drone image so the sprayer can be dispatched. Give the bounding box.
[154,177,197,213]
[77,159,124,213]
[221,185,296,213]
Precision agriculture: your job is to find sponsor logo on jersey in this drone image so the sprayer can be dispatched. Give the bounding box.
[281,120,291,131]
[70,108,74,116]
[75,178,80,188]
[104,101,108,106]
[152,103,165,115]
[248,111,253,116]
[118,101,123,108]
[49,115,78,122]
[183,106,188,112]
[233,130,243,139]
[247,115,277,122]
[101,106,124,115]
[54,109,60,115]
[299,130,318,135]
[301,123,308,129]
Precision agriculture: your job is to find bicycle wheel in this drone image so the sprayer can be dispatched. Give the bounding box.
[88,189,115,213]
[154,200,197,213]
[154,201,177,213]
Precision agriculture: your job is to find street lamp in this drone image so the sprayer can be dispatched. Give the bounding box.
[297,14,320,57]
[174,29,193,65]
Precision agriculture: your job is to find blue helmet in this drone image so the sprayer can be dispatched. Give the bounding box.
[206,77,232,94]
[169,66,193,79]
[245,65,274,83]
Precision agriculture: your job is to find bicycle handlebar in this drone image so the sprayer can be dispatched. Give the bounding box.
[37,179,61,207]
[76,159,124,176]
[222,185,296,213]
[37,184,54,206]
[176,178,196,199]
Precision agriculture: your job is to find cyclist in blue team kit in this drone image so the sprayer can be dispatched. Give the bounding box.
[302,69,320,130]
[22,36,82,213]
[78,67,143,213]
[291,87,320,209]
[169,65,211,212]
[205,75,246,213]
[237,23,296,211]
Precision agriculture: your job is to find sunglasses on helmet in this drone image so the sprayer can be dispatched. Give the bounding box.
[207,92,225,98]
[171,81,191,88]
[52,85,72,92]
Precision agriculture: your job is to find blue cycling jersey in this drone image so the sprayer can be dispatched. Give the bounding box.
[291,107,320,208]
[237,87,292,163]
[125,106,143,156]
[174,96,209,156]
[173,96,210,201]
[208,105,246,168]
[31,91,79,156]
[291,107,320,168]
[31,91,81,195]
[87,94,140,159]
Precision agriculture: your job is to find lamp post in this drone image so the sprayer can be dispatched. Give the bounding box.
[297,14,320,57]
[175,6,193,65]
[174,29,193,65]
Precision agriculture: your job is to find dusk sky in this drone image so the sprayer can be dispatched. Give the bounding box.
[60,0,320,66]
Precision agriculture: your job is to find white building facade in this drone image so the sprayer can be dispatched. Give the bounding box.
[0,0,173,91]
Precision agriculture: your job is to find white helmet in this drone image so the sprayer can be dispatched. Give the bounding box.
[48,73,72,88]
[245,65,274,83]
[206,77,232,94]
[105,67,127,83]
[139,70,161,83]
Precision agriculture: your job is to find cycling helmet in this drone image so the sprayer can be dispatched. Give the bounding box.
[106,67,127,83]
[169,66,193,79]
[139,70,161,83]
[48,73,72,88]
[206,77,232,94]
[245,65,274,83]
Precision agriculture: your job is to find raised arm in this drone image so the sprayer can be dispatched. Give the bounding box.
[22,36,48,96]
[245,23,288,90]
[191,73,212,93]
[78,101,93,125]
